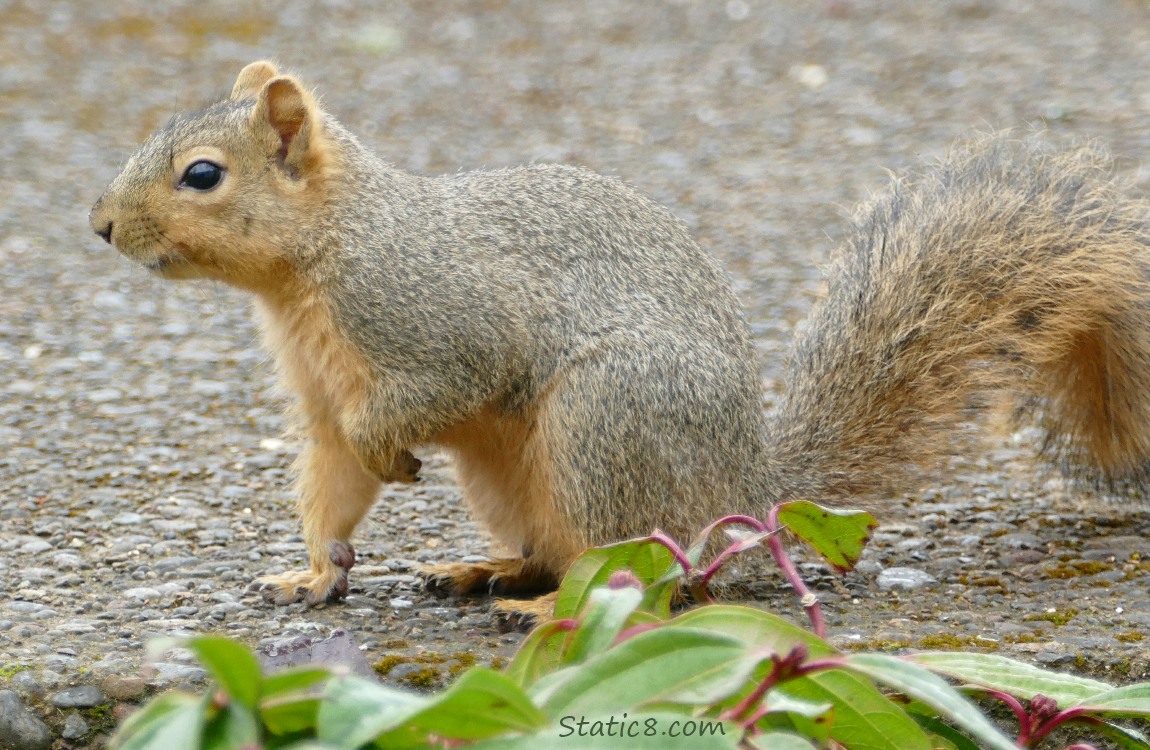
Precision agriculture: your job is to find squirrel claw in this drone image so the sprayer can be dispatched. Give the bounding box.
[491,593,557,633]
[420,570,460,599]
[492,607,537,634]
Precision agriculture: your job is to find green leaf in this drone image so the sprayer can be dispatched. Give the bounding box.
[110,691,204,750]
[908,713,984,750]
[757,690,834,743]
[262,666,333,697]
[317,676,428,748]
[786,668,932,750]
[372,667,548,745]
[745,731,819,750]
[554,539,675,619]
[261,695,321,736]
[1073,683,1150,717]
[319,669,546,747]
[562,585,644,665]
[775,500,877,573]
[467,711,741,749]
[504,619,575,688]
[185,636,263,710]
[539,627,769,717]
[844,653,1017,750]
[673,605,933,750]
[1094,720,1150,749]
[672,604,834,656]
[202,702,261,750]
[909,651,1112,706]
[259,667,332,736]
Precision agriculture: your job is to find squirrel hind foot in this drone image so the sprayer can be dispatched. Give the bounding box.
[420,558,558,599]
[491,592,558,633]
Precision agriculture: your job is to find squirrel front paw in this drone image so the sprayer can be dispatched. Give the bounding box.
[381,450,422,484]
[256,541,356,606]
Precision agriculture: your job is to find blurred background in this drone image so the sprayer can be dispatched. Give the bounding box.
[6,1,1150,401]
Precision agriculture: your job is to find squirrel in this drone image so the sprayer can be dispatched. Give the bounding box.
[90,61,1150,618]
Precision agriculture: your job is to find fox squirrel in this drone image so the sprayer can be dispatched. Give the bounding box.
[90,61,1150,613]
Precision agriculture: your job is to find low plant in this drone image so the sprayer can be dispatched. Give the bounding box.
[112,501,1150,749]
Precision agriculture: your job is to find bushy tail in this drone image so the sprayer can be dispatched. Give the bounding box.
[765,133,1150,502]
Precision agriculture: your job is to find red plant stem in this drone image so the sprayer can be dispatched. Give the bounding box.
[731,655,846,728]
[730,669,780,722]
[696,515,772,599]
[766,505,827,638]
[647,531,694,576]
[1028,708,1090,746]
[704,514,770,534]
[702,542,758,585]
[982,690,1032,746]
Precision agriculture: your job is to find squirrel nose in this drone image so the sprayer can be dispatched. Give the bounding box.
[94,220,113,244]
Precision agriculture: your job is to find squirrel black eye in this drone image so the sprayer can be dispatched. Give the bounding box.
[179,160,224,191]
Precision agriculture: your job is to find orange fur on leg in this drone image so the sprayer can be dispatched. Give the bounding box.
[259,422,381,604]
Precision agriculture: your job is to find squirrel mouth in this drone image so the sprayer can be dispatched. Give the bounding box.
[142,254,188,274]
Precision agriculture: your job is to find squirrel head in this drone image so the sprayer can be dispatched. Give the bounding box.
[89,61,335,292]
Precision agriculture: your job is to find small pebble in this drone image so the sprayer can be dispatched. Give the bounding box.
[48,685,105,709]
[876,567,938,592]
[61,711,89,740]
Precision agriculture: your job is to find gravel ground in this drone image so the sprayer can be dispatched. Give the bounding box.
[5,0,1150,745]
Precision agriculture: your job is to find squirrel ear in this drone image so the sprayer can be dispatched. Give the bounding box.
[231,60,279,100]
[252,76,319,173]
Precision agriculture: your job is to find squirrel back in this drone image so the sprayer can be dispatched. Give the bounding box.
[90,62,1150,608]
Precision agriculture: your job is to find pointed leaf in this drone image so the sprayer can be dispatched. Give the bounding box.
[1072,683,1150,717]
[505,619,577,688]
[775,500,877,573]
[745,731,819,750]
[909,651,1112,706]
[202,702,260,750]
[563,585,644,665]
[261,695,321,736]
[110,691,204,750]
[844,653,1017,750]
[758,690,834,742]
[540,627,769,717]
[186,636,263,710]
[554,539,675,619]
[373,667,548,744]
[908,712,984,750]
[317,676,428,748]
[262,666,333,698]
[673,605,835,656]
[674,606,932,750]
[467,711,741,749]
[1094,720,1150,749]
[784,668,933,750]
